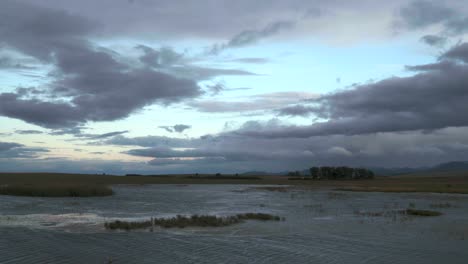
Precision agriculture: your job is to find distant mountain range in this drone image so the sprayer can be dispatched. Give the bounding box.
[242,161,468,177]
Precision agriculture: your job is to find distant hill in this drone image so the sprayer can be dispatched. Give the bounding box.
[373,161,468,176]
[241,171,285,176]
[431,161,468,172]
[252,161,468,177]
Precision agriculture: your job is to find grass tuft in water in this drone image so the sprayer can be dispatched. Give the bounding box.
[104,213,282,230]
[405,209,442,216]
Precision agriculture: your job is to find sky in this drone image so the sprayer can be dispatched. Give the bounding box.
[1,0,468,174]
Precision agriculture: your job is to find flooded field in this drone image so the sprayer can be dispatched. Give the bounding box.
[1,184,468,263]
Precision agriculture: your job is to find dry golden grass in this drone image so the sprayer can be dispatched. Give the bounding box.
[1,171,467,194]
[0,183,113,197]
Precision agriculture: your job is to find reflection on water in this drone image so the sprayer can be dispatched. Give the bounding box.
[1,184,468,263]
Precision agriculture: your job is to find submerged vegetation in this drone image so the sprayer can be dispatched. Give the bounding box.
[104,213,282,230]
[355,208,443,218]
[0,184,114,197]
[405,209,442,216]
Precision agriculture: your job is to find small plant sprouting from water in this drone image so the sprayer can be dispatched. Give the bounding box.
[405,209,442,217]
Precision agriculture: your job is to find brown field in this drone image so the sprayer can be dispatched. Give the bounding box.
[0,171,468,194]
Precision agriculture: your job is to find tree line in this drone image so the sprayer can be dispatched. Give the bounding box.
[309,166,374,180]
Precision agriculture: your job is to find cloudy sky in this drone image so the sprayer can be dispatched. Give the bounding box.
[1,0,468,174]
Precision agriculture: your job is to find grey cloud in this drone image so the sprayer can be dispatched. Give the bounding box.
[0,142,22,152]
[205,82,253,96]
[209,20,295,55]
[191,92,317,113]
[158,126,174,133]
[0,141,49,158]
[0,1,202,129]
[120,126,468,170]
[441,43,468,63]
[136,45,184,68]
[90,152,106,155]
[15,130,44,135]
[398,1,455,29]
[420,35,448,47]
[106,135,201,148]
[229,58,270,64]
[0,56,36,70]
[49,127,86,136]
[87,131,129,139]
[277,105,318,117]
[136,45,258,80]
[158,124,191,133]
[239,44,468,138]
[445,17,468,34]
[405,60,457,72]
[205,82,226,95]
[397,1,468,35]
[173,124,191,133]
[167,65,258,80]
[0,93,85,128]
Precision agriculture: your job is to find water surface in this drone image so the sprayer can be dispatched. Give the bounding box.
[1,184,467,263]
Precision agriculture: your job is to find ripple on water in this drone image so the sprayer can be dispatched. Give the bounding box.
[1,185,468,263]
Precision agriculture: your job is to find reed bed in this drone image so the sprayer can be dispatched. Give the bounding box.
[104,213,282,230]
[0,183,114,197]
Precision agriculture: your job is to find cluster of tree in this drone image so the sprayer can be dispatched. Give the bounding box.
[309,166,374,180]
[287,171,302,177]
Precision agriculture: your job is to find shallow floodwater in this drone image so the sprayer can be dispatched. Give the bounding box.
[1,184,468,263]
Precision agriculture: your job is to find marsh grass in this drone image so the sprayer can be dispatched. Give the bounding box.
[0,184,113,197]
[104,213,282,230]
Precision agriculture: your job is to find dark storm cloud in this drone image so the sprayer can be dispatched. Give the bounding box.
[0,1,202,129]
[0,93,85,128]
[398,1,455,29]
[420,35,448,47]
[238,44,468,138]
[0,141,49,158]
[20,0,320,39]
[441,43,468,63]
[119,126,468,170]
[397,1,468,35]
